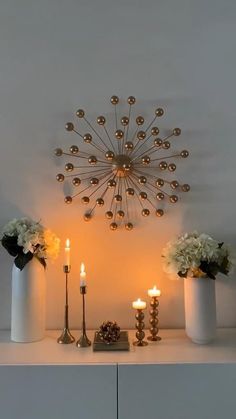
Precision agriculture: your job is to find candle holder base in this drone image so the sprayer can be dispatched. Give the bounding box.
[133,340,148,347]
[76,334,91,348]
[57,328,75,344]
[147,336,162,342]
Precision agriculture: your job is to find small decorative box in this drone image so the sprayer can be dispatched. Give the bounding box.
[93,331,130,351]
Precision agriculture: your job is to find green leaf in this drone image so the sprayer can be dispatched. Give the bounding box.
[14,251,33,271]
[37,257,46,269]
[178,270,187,278]
[1,235,22,257]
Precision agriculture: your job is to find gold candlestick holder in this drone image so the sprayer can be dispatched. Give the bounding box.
[147,296,161,342]
[133,309,148,346]
[76,285,91,348]
[57,265,75,344]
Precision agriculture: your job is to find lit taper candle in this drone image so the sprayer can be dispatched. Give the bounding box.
[80,263,86,286]
[65,238,70,267]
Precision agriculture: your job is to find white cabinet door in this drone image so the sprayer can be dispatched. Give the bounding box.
[118,364,236,419]
[0,365,117,419]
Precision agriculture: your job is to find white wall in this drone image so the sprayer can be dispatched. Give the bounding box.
[0,0,236,330]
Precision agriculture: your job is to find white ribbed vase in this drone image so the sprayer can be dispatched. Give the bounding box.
[184,277,216,344]
[11,257,46,343]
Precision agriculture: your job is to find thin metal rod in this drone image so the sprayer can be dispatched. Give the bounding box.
[150,154,180,162]
[103,126,116,153]
[83,117,108,152]
[88,172,112,198]
[132,132,153,156]
[144,115,157,133]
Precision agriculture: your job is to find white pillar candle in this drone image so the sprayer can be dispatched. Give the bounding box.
[80,263,86,286]
[148,285,161,298]
[132,298,146,310]
[65,239,70,267]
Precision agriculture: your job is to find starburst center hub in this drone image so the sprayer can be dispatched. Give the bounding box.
[112,154,133,177]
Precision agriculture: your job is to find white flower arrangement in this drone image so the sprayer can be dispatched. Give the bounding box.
[162,231,233,279]
[1,218,60,270]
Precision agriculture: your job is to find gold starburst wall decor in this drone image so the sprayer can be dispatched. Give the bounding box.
[54,96,190,231]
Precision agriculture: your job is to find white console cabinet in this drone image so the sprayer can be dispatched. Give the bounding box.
[0,329,236,419]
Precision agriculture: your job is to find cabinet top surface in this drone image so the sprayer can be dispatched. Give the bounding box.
[0,329,236,366]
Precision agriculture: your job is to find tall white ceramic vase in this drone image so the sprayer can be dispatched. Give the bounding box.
[184,277,216,344]
[11,257,46,343]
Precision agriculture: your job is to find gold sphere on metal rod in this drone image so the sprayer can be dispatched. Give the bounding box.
[105,151,115,161]
[84,212,92,221]
[139,176,147,185]
[162,141,170,149]
[171,180,179,189]
[156,209,164,217]
[54,148,63,156]
[137,130,146,140]
[154,138,162,147]
[90,178,99,186]
[156,192,165,201]
[65,163,74,172]
[72,177,81,186]
[127,96,136,105]
[168,163,176,172]
[83,133,92,143]
[173,128,181,136]
[88,156,97,165]
[114,194,122,202]
[70,145,79,154]
[151,127,159,136]
[182,184,190,192]
[76,109,85,118]
[105,211,113,219]
[97,116,106,125]
[126,187,135,196]
[107,179,116,188]
[81,196,90,204]
[110,222,118,230]
[65,196,72,204]
[170,195,178,203]
[142,156,151,165]
[180,150,189,158]
[121,116,129,126]
[156,178,164,187]
[142,208,150,217]
[125,141,134,151]
[65,122,74,131]
[139,191,147,200]
[155,108,164,117]
[159,161,167,170]
[125,222,133,230]
[117,210,125,219]
[56,173,64,182]
[136,116,144,126]
[110,96,119,105]
[96,198,104,206]
[115,129,124,140]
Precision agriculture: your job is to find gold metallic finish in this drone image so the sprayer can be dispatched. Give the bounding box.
[83,133,92,143]
[127,96,136,105]
[97,116,106,125]
[65,163,74,172]
[168,163,176,172]
[142,208,150,217]
[76,285,91,348]
[147,296,161,342]
[170,195,178,203]
[90,177,99,186]
[84,212,92,221]
[88,156,97,165]
[107,179,116,188]
[117,210,125,218]
[173,127,181,136]
[133,309,148,347]
[125,222,133,231]
[156,178,164,187]
[110,222,118,230]
[82,196,90,204]
[70,145,79,154]
[141,156,151,165]
[105,150,115,160]
[136,116,144,125]
[139,191,147,200]
[105,210,113,219]
[170,180,179,189]
[151,127,159,136]
[181,150,189,158]
[114,194,122,202]
[162,141,170,149]
[115,129,124,139]
[139,176,147,185]
[121,116,129,126]
[126,187,135,196]
[156,209,164,217]
[154,138,163,147]
[112,154,132,177]
[137,130,146,140]
[56,173,65,182]
[156,192,164,201]
[96,198,104,206]
[182,183,190,192]
[57,266,75,345]
[64,196,72,204]
[110,95,119,105]
[125,141,134,151]
[76,109,85,118]
[54,148,63,156]
[159,161,168,170]
[155,108,164,117]
[72,177,81,186]
[65,122,74,131]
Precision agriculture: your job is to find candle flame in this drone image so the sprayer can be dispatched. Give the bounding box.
[65,238,70,248]
[153,285,157,290]
[80,262,85,273]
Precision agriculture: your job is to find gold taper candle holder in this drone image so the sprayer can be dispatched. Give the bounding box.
[76,285,91,348]
[57,265,75,344]
[147,296,161,342]
[133,309,148,346]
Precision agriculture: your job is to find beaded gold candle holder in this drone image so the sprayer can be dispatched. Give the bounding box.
[147,296,161,342]
[133,309,148,347]
[76,285,91,348]
[57,265,75,344]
